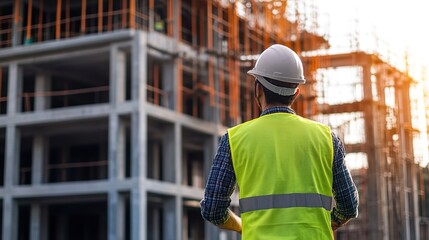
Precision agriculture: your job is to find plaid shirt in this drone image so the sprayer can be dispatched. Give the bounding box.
[201,106,358,227]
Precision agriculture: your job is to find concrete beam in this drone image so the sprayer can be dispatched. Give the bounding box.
[0,30,136,63]
[146,103,219,136]
[320,101,366,114]
[0,102,134,127]
[0,179,134,198]
[302,52,376,69]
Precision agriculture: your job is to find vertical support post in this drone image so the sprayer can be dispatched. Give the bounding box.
[149,0,154,31]
[163,198,177,240]
[98,0,103,33]
[3,63,21,239]
[191,0,197,46]
[167,0,174,36]
[363,63,383,239]
[108,191,126,240]
[30,203,41,240]
[153,64,159,105]
[176,0,182,40]
[176,58,183,113]
[12,0,23,46]
[130,32,148,240]
[65,0,70,38]
[162,124,175,182]
[37,0,43,42]
[26,0,33,42]
[207,0,215,108]
[129,0,136,29]
[107,0,113,31]
[81,0,86,34]
[122,0,127,28]
[5,63,21,186]
[174,123,183,240]
[199,1,205,47]
[32,136,44,184]
[2,196,17,240]
[108,45,127,240]
[35,73,50,111]
[162,60,176,110]
[56,0,61,39]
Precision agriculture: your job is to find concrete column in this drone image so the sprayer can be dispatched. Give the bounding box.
[163,197,177,240]
[175,196,183,240]
[30,135,44,240]
[362,64,383,239]
[7,63,22,115]
[110,45,126,105]
[109,114,126,180]
[32,135,45,184]
[108,44,127,240]
[4,63,22,187]
[131,187,147,240]
[174,123,183,240]
[163,61,176,110]
[163,124,175,182]
[395,75,413,240]
[108,191,126,240]
[35,73,51,111]
[130,34,148,177]
[174,123,182,185]
[109,115,126,180]
[4,124,19,187]
[30,203,41,240]
[2,196,17,240]
[130,32,148,240]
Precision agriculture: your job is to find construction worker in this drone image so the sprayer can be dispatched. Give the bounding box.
[200,44,358,239]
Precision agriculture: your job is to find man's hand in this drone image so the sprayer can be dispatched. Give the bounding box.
[331,221,341,231]
[218,209,242,234]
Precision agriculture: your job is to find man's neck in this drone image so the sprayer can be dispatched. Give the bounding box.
[262,104,291,111]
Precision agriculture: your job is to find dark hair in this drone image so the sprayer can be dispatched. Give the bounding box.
[258,77,298,106]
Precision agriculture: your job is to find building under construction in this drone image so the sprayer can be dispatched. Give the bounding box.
[0,0,428,239]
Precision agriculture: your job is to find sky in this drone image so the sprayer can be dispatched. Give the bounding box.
[315,0,429,80]
[312,0,429,168]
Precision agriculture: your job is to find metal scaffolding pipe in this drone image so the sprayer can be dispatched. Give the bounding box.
[56,0,61,39]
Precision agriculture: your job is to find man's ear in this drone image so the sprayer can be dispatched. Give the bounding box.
[294,87,300,97]
[256,82,264,98]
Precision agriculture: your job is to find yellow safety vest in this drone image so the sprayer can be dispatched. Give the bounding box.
[228,112,334,239]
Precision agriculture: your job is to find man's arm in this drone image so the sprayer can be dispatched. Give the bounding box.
[331,133,359,230]
[200,133,242,233]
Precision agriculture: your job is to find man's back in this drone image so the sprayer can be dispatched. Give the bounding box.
[228,112,334,239]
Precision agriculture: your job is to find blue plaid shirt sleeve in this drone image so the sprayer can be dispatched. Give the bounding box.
[200,133,236,225]
[331,133,359,225]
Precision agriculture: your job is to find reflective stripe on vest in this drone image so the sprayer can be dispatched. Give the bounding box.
[239,193,332,213]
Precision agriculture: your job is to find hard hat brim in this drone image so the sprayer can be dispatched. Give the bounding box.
[247,69,306,84]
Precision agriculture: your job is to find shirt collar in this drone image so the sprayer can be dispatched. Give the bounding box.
[260,106,296,116]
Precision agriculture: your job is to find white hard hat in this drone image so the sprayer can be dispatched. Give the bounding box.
[247,44,305,96]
